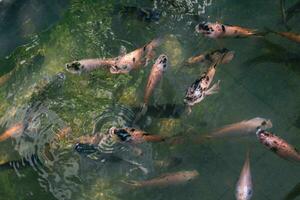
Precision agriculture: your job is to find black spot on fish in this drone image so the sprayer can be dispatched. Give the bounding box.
[163,64,167,68]
[193,79,201,90]
[270,147,278,153]
[143,45,147,51]
[221,25,226,32]
[261,121,267,126]
[132,57,136,62]
[130,128,135,132]
[264,142,270,147]
[206,76,209,82]
[114,129,131,142]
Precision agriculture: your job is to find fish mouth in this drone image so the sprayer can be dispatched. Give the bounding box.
[195,21,210,33]
[65,61,83,74]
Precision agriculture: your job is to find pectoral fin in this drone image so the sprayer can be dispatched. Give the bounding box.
[119,45,127,56]
[205,80,220,96]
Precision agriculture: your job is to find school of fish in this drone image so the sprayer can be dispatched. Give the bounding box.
[1,2,300,200]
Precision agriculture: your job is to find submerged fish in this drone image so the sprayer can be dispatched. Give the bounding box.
[184,61,221,112]
[65,38,162,74]
[113,127,166,143]
[209,117,272,137]
[75,126,165,154]
[256,129,300,162]
[123,170,199,187]
[186,48,235,66]
[268,29,300,43]
[154,157,183,169]
[134,54,169,122]
[0,123,24,142]
[236,151,253,200]
[195,21,260,38]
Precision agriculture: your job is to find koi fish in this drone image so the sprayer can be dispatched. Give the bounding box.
[113,127,166,143]
[236,151,253,200]
[186,48,234,66]
[256,129,300,162]
[134,54,168,122]
[0,123,24,142]
[66,38,162,74]
[123,170,199,188]
[209,117,272,137]
[196,22,260,38]
[268,29,300,43]
[184,61,221,112]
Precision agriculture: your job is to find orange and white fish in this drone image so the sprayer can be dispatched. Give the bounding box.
[236,151,253,200]
[123,170,199,188]
[0,123,24,142]
[209,117,272,138]
[195,22,259,39]
[186,48,235,66]
[65,38,162,74]
[270,30,300,43]
[256,129,300,162]
[113,127,166,143]
[134,54,168,122]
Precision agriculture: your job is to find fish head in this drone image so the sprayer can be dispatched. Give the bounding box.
[182,170,199,181]
[65,61,84,74]
[256,130,273,145]
[252,117,273,130]
[155,54,169,72]
[236,186,253,200]
[74,143,97,154]
[195,21,224,38]
[260,119,273,130]
[195,21,212,34]
[184,78,204,106]
[111,127,132,142]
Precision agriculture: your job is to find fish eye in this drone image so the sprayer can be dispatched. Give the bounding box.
[248,189,252,195]
[261,121,267,126]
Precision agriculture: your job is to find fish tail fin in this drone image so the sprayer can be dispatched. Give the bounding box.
[140,103,148,116]
[144,37,164,66]
[251,29,270,37]
[133,103,148,125]
[205,80,220,96]
[121,180,141,187]
[149,36,164,48]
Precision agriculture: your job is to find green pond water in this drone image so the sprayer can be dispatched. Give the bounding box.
[0,0,300,199]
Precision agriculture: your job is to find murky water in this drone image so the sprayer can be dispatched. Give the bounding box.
[1,0,300,200]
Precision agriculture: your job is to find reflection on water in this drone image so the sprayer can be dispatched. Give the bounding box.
[1,0,300,200]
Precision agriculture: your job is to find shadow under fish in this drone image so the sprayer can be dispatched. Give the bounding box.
[244,39,300,66]
[284,182,300,200]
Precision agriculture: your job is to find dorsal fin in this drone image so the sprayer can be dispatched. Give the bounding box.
[119,45,127,56]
